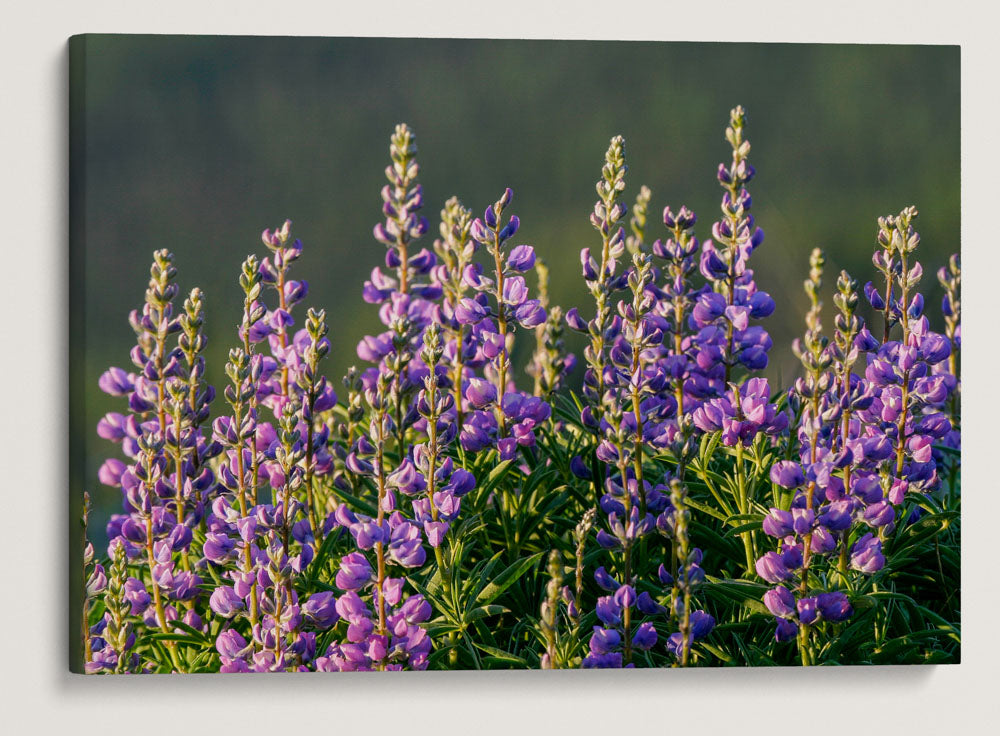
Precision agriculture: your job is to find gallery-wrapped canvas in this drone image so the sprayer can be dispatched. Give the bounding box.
[69,35,960,673]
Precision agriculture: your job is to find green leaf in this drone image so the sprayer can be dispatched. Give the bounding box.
[473,551,545,607]
[932,443,960,457]
[464,604,509,625]
[704,577,770,616]
[332,486,377,517]
[724,520,764,538]
[724,513,765,524]
[167,619,211,643]
[307,525,345,581]
[481,459,516,495]
[139,633,203,644]
[697,641,735,664]
[472,642,528,667]
[684,497,729,522]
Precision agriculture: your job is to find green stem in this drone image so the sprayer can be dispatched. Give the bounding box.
[492,229,509,438]
[735,442,754,576]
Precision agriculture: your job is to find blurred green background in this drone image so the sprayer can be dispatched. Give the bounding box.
[71,35,959,551]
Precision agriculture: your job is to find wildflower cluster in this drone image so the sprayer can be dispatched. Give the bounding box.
[83,108,960,673]
[753,208,959,664]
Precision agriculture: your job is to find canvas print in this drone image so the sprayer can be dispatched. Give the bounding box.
[69,36,960,673]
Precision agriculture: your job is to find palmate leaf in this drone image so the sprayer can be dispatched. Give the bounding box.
[687,462,736,516]
[864,591,960,639]
[138,632,203,644]
[552,390,587,428]
[408,575,457,624]
[723,513,766,524]
[933,443,960,457]
[886,510,959,557]
[683,497,729,523]
[697,640,736,665]
[331,483,378,517]
[168,619,212,644]
[479,458,516,496]
[727,631,771,667]
[721,512,765,540]
[474,551,545,608]
[699,430,722,468]
[315,625,342,659]
[820,608,877,662]
[187,647,219,673]
[304,525,348,586]
[505,475,572,549]
[147,641,176,673]
[465,604,509,624]
[871,631,945,663]
[473,642,528,668]
[723,520,765,538]
[689,519,745,562]
[703,576,770,616]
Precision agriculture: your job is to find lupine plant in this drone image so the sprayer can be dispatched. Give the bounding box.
[82,108,960,672]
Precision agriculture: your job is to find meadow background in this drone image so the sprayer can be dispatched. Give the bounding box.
[69,36,959,669]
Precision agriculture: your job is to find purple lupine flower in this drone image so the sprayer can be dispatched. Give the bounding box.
[209,586,244,618]
[816,592,853,622]
[335,552,373,591]
[796,597,819,625]
[764,585,796,618]
[665,611,715,658]
[774,617,799,643]
[692,377,785,447]
[850,533,885,573]
[762,508,794,538]
[756,551,793,583]
[632,622,658,651]
[687,106,775,392]
[507,244,536,272]
[771,461,805,489]
[302,591,340,628]
[462,187,550,454]
[465,377,497,409]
